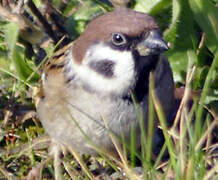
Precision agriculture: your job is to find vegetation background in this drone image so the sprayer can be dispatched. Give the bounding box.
[0,0,217,179]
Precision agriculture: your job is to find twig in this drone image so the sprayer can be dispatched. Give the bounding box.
[42,0,71,46]
[197,32,206,55]
[27,0,58,43]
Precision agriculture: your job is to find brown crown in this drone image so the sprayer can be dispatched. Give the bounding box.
[72,8,159,63]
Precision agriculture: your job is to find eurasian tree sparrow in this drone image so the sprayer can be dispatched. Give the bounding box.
[37,8,174,155]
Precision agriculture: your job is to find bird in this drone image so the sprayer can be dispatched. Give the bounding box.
[37,8,175,156]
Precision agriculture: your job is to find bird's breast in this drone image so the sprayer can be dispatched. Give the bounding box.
[37,82,142,154]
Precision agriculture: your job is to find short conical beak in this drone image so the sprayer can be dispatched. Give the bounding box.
[136,30,169,56]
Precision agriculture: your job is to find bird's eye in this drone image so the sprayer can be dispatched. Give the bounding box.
[112,33,126,46]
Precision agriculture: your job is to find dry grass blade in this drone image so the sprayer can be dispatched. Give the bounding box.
[68,147,95,179]
[53,144,64,180]
[62,161,79,179]
[150,72,176,169]
[195,117,218,151]
[171,63,196,133]
[204,162,218,180]
[0,135,50,156]
[179,52,197,174]
[101,113,127,165]
[0,166,18,180]
[101,113,143,180]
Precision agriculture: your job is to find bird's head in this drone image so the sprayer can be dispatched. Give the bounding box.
[67,9,168,97]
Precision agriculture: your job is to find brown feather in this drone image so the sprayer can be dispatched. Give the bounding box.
[43,42,73,73]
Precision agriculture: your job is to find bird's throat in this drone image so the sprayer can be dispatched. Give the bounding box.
[123,54,160,103]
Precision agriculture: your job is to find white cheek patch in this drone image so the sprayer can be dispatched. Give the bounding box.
[66,44,135,95]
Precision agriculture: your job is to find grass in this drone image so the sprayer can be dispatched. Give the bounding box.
[0,0,218,179]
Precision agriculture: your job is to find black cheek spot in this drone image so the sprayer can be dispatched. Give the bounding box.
[88,60,115,78]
